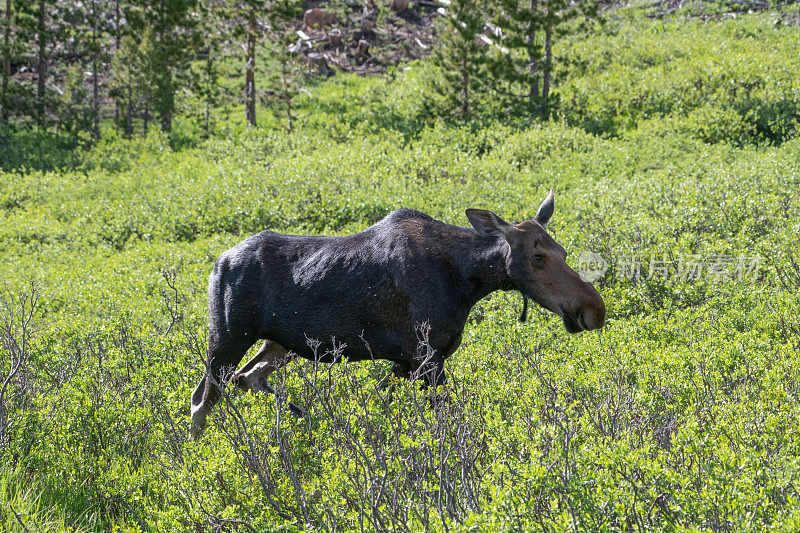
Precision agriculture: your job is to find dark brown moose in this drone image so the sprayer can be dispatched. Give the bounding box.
[190,191,605,438]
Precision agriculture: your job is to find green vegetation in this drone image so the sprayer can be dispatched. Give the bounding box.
[2,3,800,532]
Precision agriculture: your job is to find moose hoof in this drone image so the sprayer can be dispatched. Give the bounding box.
[190,406,208,440]
[288,403,307,418]
[189,420,205,441]
[230,373,244,391]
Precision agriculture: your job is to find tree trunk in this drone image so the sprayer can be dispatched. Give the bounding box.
[280,53,293,134]
[461,52,469,119]
[245,5,257,127]
[36,0,46,130]
[285,94,292,133]
[2,0,11,124]
[90,0,99,137]
[541,20,552,118]
[157,4,173,133]
[159,72,173,131]
[114,0,120,127]
[205,50,212,136]
[126,84,132,138]
[526,0,540,105]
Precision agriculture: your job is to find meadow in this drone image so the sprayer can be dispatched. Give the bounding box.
[2,5,800,531]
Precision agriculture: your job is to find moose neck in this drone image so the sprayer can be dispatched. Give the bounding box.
[458,233,514,304]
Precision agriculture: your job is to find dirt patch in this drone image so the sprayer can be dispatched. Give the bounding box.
[290,1,442,76]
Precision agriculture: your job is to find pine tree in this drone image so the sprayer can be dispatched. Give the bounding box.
[57,0,111,138]
[109,35,142,137]
[490,0,544,114]
[244,0,258,126]
[137,26,165,133]
[190,0,226,137]
[8,0,68,130]
[2,0,111,134]
[203,0,265,127]
[1,0,12,127]
[219,0,302,129]
[86,0,103,137]
[490,0,600,118]
[433,0,488,119]
[35,0,47,129]
[264,0,304,133]
[124,0,199,132]
[194,45,221,137]
[61,62,92,134]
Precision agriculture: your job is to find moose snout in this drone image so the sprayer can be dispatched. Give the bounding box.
[578,304,605,331]
[577,284,606,331]
[561,283,606,333]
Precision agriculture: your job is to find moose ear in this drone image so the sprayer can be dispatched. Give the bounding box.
[534,189,555,228]
[465,209,513,238]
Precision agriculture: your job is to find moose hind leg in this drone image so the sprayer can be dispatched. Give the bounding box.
[190,376,218,440]
[190,335,255,440]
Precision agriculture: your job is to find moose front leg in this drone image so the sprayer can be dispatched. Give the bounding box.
[231,340,306,417]
[412,353,446,389]
[232,340,291,393]
[415,329,459,390]
[377,361,412,405]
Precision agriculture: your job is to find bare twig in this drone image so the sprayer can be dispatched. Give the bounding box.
[8,501,33,533]
[160,267,183,335]
[0,281,42,449]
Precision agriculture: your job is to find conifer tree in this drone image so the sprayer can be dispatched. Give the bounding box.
[191,0,226,136]
[490,0,600,118]
[194,45,221,137]
[215,0,267,127]
[265,0,304,133]
[4,0,59,129]
[124,0,199,131]
[86,0,104,137]
[1,0,12,127]
[220,0,302,129]
[433,0,488,119]
[244,0,258,126]
[58,0,112,138]
[109,35,142,137]
[490,0,544,113]
[35,0,47,129]
[136,26,160,133]
[61,62,92,134]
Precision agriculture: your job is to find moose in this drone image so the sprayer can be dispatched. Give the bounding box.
[190,191,605,438]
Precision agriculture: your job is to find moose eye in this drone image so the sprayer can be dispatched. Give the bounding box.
[532,253,545,264]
